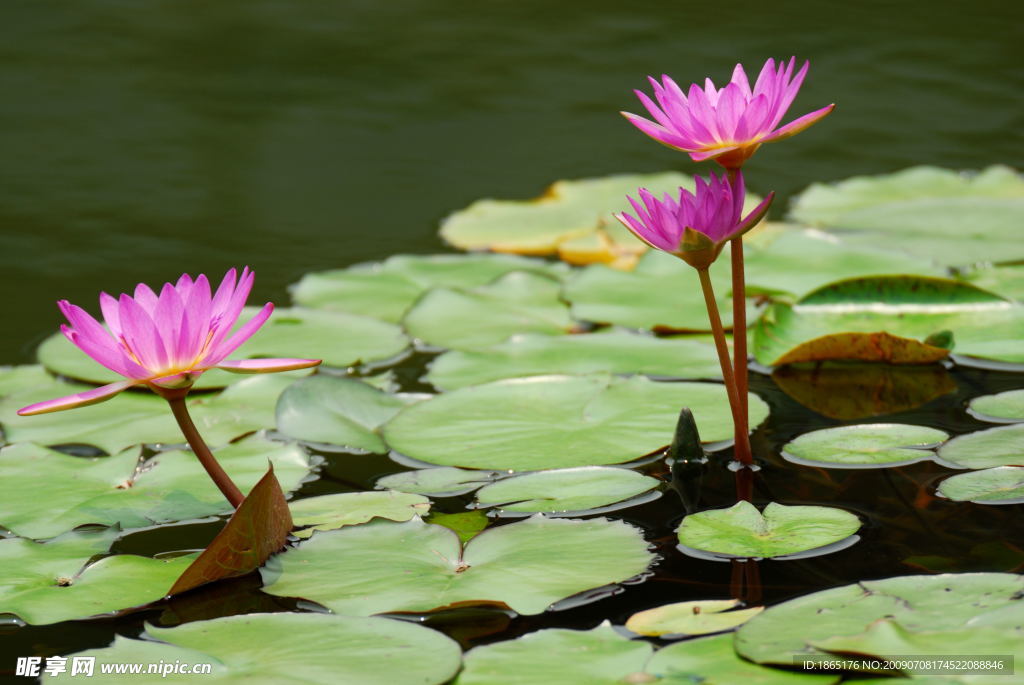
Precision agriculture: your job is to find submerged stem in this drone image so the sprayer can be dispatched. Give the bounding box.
[166,396,245,508]
[697,268,753,465]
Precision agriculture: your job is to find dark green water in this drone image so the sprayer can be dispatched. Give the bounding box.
[2,0,1021,362]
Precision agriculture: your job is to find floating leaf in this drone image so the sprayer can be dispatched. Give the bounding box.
[937,467,1024,504]
[376,467,502,496]
[936,424,1024,469]
[169,465,293,595]
[564,251,753,332]
[790,165,1024,266]
[0,374,292,454]
[276,375,425,452]
[0,436,311,539]
[403,271,575,350]
[291,253,568,323]
[754,276,1024,366]
[53,613,462,685]
[771,363,957,420]
[744,227,944,299]
[967,389,1024,424]
[0,529,195,625]
[0,365,57,398]
[261,516,653,616]
[960,263,1024,303]
[426,511,490,544]
[439,171,694,257]
[426,330,722,391]
[473,467,660,516]
[290,491,431,538]
[383,374,769,470]
[677,501,860,559]
[626,599,763,637]
[735,573,1024,666]
[454,623,835,685]
[781,424,948,469]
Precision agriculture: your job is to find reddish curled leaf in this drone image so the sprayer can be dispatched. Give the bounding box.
[168,464,293,596]
[772,331,950,365]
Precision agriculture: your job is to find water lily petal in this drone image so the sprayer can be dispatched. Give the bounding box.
[760,103,835,143]
[216,358,322,374]
[204,301,274,365]
[17,380,136,416]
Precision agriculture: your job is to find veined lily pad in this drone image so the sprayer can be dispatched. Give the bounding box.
[261,515,654,616]
[291,253,568,323]
[403,271,575,351]
[936,424,1024,469]
[382,374,769,471]
[425,330,722,391]
[676,501,860,559]
[960,263,1024,302]
[454,623,836,685]
[735,573,1024,666]
[771,363,957,420]
[754,276,1024,366]
[376,467,502,497]
[439,171,695,257]
[790,165,1024,266]
[0,436,311,539]
[967,389,1024,423]
[781,424,949,469]
[626,599,763,637]
[564,250,753,332]
[426,511,490,543]
[0,365,57,398]
[52,613,462,685]
[744,227,944,299]
[275,375,426,452]
[937,467,1024,504]
[472,467,660,516]
[290,491,431,538]
[0,529,196,625]
[0,374,292,454]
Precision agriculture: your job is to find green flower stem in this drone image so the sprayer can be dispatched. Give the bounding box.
[696,268,753,465]
[165,394,245,508]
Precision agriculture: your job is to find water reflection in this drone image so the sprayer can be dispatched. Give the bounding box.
[772,362,956,419]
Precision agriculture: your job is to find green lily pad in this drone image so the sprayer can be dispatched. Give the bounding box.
[275,375,426,452]
[626,599,763,637]
[0,374,293,454]
[781,424,949,469]
[0,529,196,625]
[376,467,503,496]
[744,227,944,299]
[52,613,462,685]
[771,363,957,420]
[735,573,1024,666]
[290,491,431,539]
[811,619,1023,674]
[291,253,568,323]
[936,424,1024,469]
[960,263,1024,302]
[426,511,490,544]
[790,165,1024,266]
[0,365,57,398]
[937,467,1024,504]
[0,436,311,539]
[473,466,660,515]
[564,250,752,332]
[403,271,575,351]
[677,501,861,559]
[382,374,769,470]
[967,389,1024,423]
[454,623,836,685]
[754,276,1024,366]
[439,171,694,256]
[261,515,654,616]
[425,329,723,391]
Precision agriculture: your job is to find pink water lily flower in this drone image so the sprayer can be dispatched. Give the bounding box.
[19,267,321,415]
[623,57,834,169]
[615,172,773,270]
